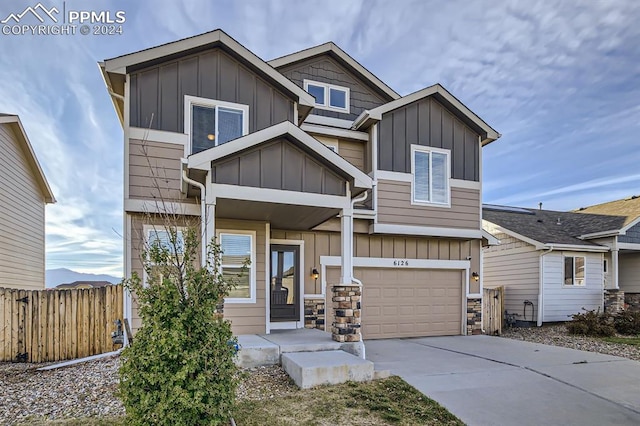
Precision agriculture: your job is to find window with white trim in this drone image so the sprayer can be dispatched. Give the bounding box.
[564,255,585,286]
[218,231,256,303]
[185,96,249,154]
[144,227,185,287]
[411,145,450,205]
[303,80,350,113]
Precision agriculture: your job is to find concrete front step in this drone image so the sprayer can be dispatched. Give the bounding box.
[281,350,375,389]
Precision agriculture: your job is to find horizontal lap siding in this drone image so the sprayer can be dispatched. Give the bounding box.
[129,139,194,203]
[377,180,480,229]
[0,124,45,290]
[620,222,640,244]
[620,253,640,293]
[338,139,365,172]
[543,252,603,322]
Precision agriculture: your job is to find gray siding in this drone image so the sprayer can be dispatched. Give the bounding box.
[277,55,389,121]
[620,252,640,293]
[377,180,480,229]
[130,48,295,132]
[0,123,46,290]
[620,222,640,244]
[212,138,346,196]
[378,98,480,181]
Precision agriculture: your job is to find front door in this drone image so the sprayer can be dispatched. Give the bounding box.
[270,245,300,322]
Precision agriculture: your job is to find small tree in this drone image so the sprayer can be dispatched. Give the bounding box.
[119,224,241,425]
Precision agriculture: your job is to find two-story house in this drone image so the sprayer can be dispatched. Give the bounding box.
[100,29,499,340]
[0,114,55,290]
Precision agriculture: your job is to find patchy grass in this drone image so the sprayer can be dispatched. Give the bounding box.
[602,336,640,346]
[19,418,125,425]
[233,376,463,426]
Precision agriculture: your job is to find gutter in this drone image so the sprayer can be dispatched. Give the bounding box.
[538,246,554,326]
[181,169,207,267]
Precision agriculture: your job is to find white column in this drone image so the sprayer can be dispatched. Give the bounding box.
[340,206,354,285]
[612,247,620,290]
[204,182,216,268]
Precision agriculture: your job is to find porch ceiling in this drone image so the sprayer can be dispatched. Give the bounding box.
[215,198,340,230]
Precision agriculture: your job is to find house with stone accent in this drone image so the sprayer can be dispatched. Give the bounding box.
[0,114,55,290]
[483,202,640,325]
[99,29,500,344]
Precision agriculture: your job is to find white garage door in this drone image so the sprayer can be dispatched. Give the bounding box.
[327,267,463,339]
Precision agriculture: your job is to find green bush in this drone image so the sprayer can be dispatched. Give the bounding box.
[613,310,640,335]
[119,226,241,425]
[566,309,615,337]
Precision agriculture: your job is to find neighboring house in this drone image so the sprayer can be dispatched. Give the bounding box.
[100,29,500,340]
[482,205,624,325]
[575,196,640,310]
[0,114,55,290]
[56,281,114,289]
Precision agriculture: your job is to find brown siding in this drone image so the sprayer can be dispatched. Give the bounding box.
[129,139,194,203]
[312,135,367,173]
[378,98,480,181]
[277,54,389,121]
[212,139,346,196]
[377,180,480,229]
[129,48,295,132]
[0,123,45,290]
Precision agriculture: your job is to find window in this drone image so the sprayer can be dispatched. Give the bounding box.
[144,227,185,287]
[411,145,450,205]
[185,95,249,154]
[303,80,350,113]
[603,259,608,273]
[219,231,256,303]
[564,255,586,286]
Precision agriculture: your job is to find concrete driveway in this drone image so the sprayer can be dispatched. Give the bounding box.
[366,335,640,426]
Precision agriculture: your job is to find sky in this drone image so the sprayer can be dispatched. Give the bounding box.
[0,0,639,277]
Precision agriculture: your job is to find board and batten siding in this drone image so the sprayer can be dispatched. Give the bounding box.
[542,252,603,322]
[379,97,480,181]
[271,229,480,295]
[129,47,295,133]
[620,252,640,293]
[377,180,480,229]
[620,222,640,244]
[276,55,390,121]
[483,231,540,322]
[0,123,45,290]
[129,139,194,203]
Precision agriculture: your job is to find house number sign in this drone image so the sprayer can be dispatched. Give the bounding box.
[393,260,410,266]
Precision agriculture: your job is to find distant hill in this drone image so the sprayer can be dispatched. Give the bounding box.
[46,268,121,288]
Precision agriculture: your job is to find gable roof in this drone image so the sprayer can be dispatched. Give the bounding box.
[352,84,500,145]
[574,196,640,228]
[187,121,372,192]
[0,114,55,203]
[483,205,621,250]
[100,29,316,125]
[268,42,400,101]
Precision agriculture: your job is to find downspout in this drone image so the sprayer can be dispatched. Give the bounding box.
[350,190,368,359]
[538,245,554,326]
[182,170,207,267]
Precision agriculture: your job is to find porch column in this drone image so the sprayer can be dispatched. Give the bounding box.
[612,247,619,289]
[204,188,216,267]
[340,205,354,285]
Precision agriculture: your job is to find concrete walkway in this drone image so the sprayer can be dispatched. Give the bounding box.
[366,335,640,426]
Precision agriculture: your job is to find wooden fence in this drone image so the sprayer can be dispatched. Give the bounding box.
[483,286,504,335]
[1,285,123,363]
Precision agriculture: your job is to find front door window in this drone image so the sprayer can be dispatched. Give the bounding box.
[270,245,300,321]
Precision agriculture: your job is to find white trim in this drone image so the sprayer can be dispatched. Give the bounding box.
[451,179,481,190]
[269,239,305,329]
[323,141,339,153]
[302,114,354,129]
[620,216,640,235]
[103,29,316,108]
[371,223,482,239]
[353,209,376,219]
[376,170,412,182]
[320,256,470,270]
[129,127,189,149]
[264,223,271,334]
[123,74,130,200]
[544,243,608,253]
[184,95,249,155]
[124,214,132,343]
[268,42,400,100]
[411,145,451,207]
[303,79,350,113]
[269,321,299,330]
[483,221,545,249]
[562,254,587,287]
[300,123,368,141]
[188,121,372,190]
[617,242,640,250]
[209,183,349,209]
[482,230,500,246]
[579,229,620,239]
[218,230,257,304]
[124,199,201,216]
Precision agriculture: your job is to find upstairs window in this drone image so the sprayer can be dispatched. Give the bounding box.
[303,80,350,113]
[411,145,450,206]
[564,255,586,286]
[185,95,249,154]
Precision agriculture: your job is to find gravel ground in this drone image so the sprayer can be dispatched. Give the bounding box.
[0,356,296,425]
[502,323,640,361]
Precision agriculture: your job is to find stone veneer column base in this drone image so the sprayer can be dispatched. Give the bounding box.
[604,289,625,313]
[304,298,325,330]
[331,285,361,343]
[467,298,482,335]
[624,293,640,312]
